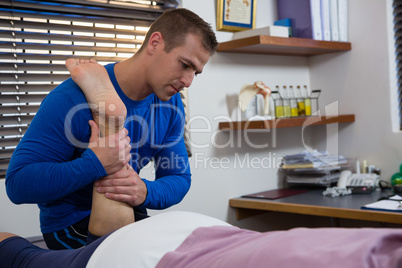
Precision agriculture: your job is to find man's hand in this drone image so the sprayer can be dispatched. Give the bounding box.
[88,120,131,175]
[94,164,147,207]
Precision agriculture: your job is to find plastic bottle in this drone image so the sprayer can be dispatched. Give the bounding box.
[287,85,298,117]
[295,85,305,116]
[279,85,291,117]
[273,86,284,118]
[302,85,311,116]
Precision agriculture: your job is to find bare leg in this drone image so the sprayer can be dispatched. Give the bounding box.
[66,59,134,237]
[0,232,17,243]
[65,59,127,136]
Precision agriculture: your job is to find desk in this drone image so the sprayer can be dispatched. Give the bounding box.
[230,190,402,224]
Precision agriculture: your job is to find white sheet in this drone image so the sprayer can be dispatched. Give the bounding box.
[86,211,231,267]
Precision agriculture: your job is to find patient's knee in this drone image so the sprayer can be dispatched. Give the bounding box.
[0,232,18,242]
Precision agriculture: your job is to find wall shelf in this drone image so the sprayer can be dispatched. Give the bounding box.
[217,35,352,56]
[218,114,355,131]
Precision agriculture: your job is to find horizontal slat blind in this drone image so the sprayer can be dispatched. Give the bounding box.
[0,0,175,178]
[393,0,402,129]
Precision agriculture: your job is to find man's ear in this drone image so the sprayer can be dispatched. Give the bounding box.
[147,32,163,54]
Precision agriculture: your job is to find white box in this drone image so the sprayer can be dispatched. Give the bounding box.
[233,26,289,40]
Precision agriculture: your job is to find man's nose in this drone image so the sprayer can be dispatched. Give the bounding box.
[180,71,195,88]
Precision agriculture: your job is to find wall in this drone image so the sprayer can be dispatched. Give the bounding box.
[0,0,398,236]
[310,0,402,182]
[0,181,41,237]
[150,0,315,230]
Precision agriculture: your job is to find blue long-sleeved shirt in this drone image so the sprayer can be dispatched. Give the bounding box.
[6,63,191,233]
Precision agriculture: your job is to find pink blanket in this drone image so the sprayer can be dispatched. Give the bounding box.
[156,226,402,268]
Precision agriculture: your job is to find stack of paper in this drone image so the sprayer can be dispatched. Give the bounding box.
[286,168,341,186]
[282,150,348,169]
[281,150,349,187]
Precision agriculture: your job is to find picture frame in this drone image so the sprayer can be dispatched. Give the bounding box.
[216,0,257,32]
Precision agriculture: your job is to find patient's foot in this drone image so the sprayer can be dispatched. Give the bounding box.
[65,59,127,135]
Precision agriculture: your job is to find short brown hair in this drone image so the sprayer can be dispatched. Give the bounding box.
[136,8,218,55]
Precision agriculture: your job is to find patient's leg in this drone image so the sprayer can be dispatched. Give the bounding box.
[65,59,127,136]
[66,59,134,237]
[0,232,17,243]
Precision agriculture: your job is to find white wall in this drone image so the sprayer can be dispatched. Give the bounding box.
[1,0,399,235]
[310,0,402,182]
[0,181,41,237]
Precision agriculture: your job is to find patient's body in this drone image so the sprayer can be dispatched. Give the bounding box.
[1,211,402,268]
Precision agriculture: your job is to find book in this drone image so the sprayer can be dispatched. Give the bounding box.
[338,0,348,42]
[329,0,339,41]
[233,26,289,40]
[361,195,402,213]
[242,188,308,200]
[274,18,292,37]
[277,0,323,40]
[321,0,331,41]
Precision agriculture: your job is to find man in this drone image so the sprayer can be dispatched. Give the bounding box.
[5,8,218,249]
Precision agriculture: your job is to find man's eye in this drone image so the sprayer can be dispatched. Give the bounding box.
[181,62,190,69]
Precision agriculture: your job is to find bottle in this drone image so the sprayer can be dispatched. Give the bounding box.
[279,86,291,117]
[287,85,298,117]
[273,86,284,118]
[295,85,305,116]
[302,85,311,116]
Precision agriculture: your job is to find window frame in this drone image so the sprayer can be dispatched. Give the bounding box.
[389,0,402,132]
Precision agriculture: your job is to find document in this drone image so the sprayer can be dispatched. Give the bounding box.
[361,195,402,213]
[242,188,308,200]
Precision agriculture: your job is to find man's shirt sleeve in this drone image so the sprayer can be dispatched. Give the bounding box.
[5,81,107,204]
[139,97,191,209]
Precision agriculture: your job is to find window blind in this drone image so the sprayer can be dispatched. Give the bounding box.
[0,0,175,178]
[392,0,402,130]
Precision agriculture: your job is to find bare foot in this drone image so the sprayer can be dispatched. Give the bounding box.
[65,59,127,136]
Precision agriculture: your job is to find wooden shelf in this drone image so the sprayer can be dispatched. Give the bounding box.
[218,114,355,131]
[217,35,351,56]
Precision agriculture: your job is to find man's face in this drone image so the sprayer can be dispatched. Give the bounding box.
[151,33,211,101]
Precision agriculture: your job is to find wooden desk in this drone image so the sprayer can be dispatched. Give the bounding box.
[230,190,402,224]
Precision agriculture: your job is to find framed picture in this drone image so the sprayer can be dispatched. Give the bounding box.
[216,0,257,32]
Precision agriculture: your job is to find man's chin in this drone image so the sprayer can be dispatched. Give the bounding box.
[156,94,174,102]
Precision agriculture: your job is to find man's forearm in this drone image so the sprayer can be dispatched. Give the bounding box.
[6,149,105,204]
